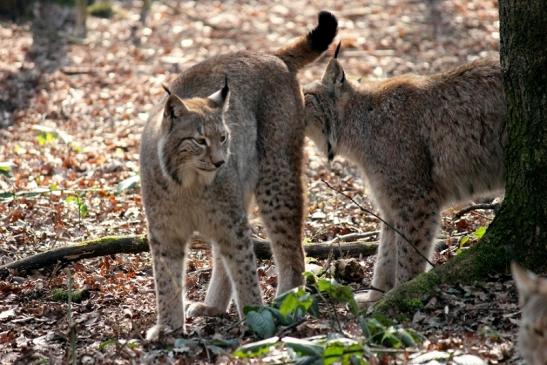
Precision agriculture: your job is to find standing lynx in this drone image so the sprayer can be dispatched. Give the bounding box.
[140,12,337,339]
[511,262,547,365]
[304,49,506,304]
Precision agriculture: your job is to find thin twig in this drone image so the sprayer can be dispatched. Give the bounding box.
[453,203,500,220]
[276,318,306,337]
[326,231,379,247]
[316,290,344,334]
[321,179,436,268]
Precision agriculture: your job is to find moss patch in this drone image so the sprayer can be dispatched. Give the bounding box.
[51,288,90,303]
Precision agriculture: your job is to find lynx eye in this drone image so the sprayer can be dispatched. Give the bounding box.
[220,135,227,144]
[195,138,207,146]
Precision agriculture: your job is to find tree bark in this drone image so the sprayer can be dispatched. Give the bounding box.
[0,236,378,277]
[372,0,547,316]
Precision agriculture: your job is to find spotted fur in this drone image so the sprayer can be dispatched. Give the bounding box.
[140,11,337,339]
[304,57,506,305]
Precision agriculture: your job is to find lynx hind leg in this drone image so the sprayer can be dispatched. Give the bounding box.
[146,233,188,340]
[356,222,397,307]
[186,245,232,318]
[256,157,305,295]
[395,197,440,287]
[208,208,262,318]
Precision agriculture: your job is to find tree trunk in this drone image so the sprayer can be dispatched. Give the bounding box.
[373,0,547,316]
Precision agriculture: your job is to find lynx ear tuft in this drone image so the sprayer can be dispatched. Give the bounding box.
[334,41,342,59]
[162,84,172,95]
[322,58,346,92]
[208,76,230,107]
[221,75,229,100]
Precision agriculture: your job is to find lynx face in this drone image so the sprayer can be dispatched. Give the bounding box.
[158,88,230,187]
[304,58,348,161]
[512,262,547,365]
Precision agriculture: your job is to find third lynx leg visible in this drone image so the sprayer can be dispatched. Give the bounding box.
[304,52,506,304]
[511,263,547,365]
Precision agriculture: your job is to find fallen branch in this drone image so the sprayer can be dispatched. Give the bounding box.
[0,235,378,277]
[452,203,500,220]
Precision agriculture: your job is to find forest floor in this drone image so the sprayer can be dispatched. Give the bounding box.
[0,0,523,364]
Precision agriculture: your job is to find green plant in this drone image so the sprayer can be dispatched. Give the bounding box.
[359,317,424,348]
[65,194,89,221]
[0,162,13,177]
[457,226,487,254]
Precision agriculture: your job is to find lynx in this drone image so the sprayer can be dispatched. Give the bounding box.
[140,11,337,339]
[512,262,547,365]
[304,48,506,304]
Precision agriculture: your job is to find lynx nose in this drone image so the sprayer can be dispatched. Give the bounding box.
[213,160,225,168]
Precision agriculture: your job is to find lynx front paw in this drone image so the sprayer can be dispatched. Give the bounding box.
[145,323,185,341]
[355,290,384,310]
[186,302,227,318]
[146,324,163,341]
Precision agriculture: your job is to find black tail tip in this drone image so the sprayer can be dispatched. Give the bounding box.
[309,10,338,52]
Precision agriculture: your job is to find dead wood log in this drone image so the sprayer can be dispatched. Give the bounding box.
[0,235,378,277]
[453,203,501,220]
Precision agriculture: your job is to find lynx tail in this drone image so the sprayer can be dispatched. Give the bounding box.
[275,11,338,72]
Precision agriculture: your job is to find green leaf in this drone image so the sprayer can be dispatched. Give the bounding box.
[65,194,89,218]
[360,317,385,340]
[98,338,116,351]
[0,191,15,201]
[79,201,89,217]
[277,287,315,320]
[233,336,279,358]
[126,341,139,350]
[0,162,13,176]
[278,292,299,316]
[396,328,417,347]
[65,195,78,204]
[323,338,366,365]
[245,309,277,339]
[116,175,140,194]
[282,337,323,357]
[459,235,470,247]
[381,329,403,348]
[315,278,359,314]
[474,226,487,239]
[33,125,73,145]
